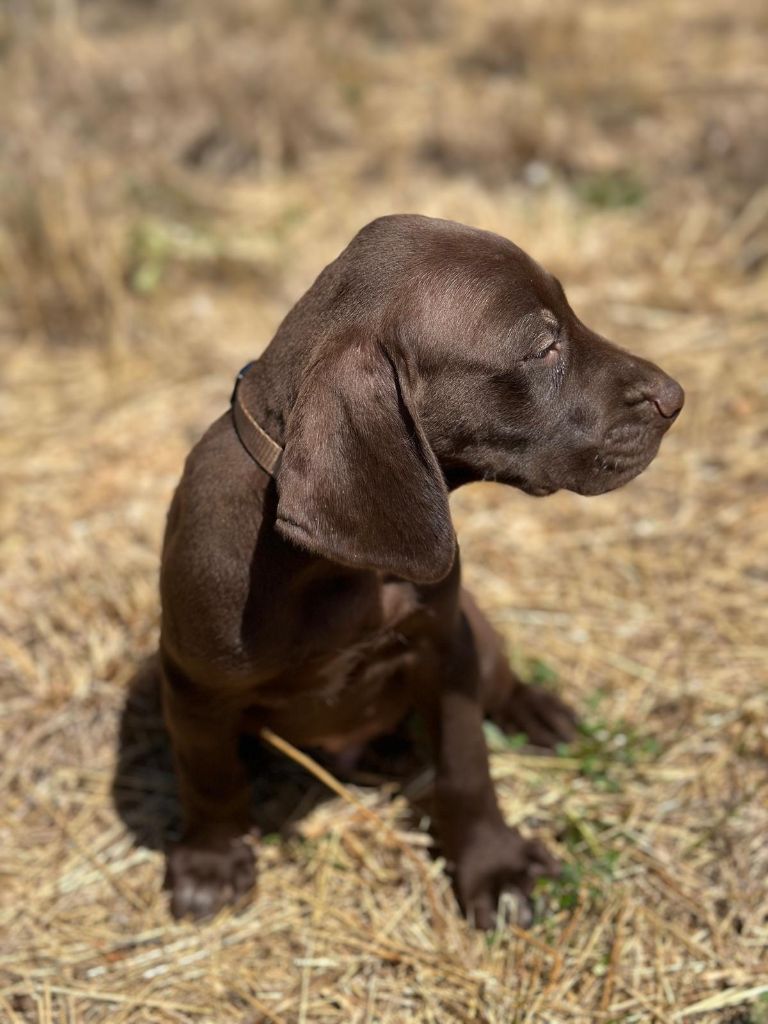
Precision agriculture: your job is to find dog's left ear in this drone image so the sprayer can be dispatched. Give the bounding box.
[275,334,455,584]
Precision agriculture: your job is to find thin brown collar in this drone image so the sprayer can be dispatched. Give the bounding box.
[230,361,283,476]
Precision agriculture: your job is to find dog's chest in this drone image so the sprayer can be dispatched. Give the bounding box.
[319,576,427,675]
[251,579,435,747]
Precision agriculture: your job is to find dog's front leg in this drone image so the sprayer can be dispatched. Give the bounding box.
[161,663,255,920]
[429,615,559,929]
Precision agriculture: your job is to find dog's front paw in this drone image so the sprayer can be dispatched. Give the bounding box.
[454,825,559,930]
[165,836,256,920]
[492,682,579,749]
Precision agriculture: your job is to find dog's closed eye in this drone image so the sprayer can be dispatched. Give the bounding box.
[526,313,563,364]
[530,334,562,363]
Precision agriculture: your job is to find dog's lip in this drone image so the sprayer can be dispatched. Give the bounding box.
[594,450,653,472]
[571,449,658,495]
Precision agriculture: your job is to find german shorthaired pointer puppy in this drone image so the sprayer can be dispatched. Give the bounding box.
[159,214,684,927]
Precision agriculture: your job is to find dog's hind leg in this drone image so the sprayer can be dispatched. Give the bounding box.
[461,589,579,749]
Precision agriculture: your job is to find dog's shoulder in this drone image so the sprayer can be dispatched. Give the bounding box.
[160,412,272,655]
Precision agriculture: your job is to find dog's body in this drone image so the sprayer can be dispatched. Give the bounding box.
[160,215,683,926]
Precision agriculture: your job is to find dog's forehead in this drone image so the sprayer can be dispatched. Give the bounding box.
[345,217,566,356]
[410,238,560,351]
[426,229,559,314]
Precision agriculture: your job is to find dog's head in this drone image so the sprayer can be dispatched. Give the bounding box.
[274,215,683,583]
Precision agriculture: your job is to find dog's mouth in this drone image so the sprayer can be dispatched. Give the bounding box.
[449,418,669,499]
[558,414,668,496]
[574,439,662,496]
[523,424,665,498]
[497,450,656,499]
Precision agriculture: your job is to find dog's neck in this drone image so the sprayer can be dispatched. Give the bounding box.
[235,352,297,452]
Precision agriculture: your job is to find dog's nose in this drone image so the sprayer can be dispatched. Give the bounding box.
[644,375,684,420]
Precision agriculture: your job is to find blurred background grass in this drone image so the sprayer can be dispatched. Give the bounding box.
[1,2,767,1022]
[2,0,766,352]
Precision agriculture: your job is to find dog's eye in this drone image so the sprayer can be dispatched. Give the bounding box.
[532,337,562,363]
[534,339,557,358]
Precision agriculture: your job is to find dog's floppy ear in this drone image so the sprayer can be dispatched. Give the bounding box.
[275,334,455,583]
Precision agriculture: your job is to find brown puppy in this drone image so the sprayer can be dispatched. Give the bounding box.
[159,214,683,927]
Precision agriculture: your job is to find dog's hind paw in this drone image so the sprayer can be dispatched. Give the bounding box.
[491,682,579,749]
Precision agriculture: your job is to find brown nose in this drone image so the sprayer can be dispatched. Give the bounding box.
[645,375,684,419]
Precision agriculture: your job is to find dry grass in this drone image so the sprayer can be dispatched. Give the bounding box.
[1,0,767,1021]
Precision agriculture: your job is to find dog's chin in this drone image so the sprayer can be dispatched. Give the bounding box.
[475,438,661,498]
[568,447,660,496]
[520,481,559,497]
[486,469,559,496]
[510,456,654,498]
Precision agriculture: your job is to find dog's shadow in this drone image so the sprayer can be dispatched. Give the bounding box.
[111,655,430,855]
